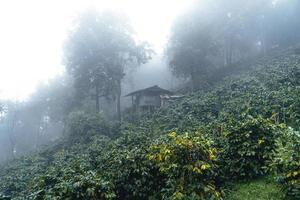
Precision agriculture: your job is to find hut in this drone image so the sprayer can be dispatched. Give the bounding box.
[125,85,173,112]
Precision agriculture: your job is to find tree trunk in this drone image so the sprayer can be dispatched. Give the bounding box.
[95,84,100,112]
[8,135,15,159]
[190,70,197,93]
[8,123,16,160]
[260,16,267,56]
[261,36,267,56]
[34,119,43,150]
[228,36,233,65]
[8,112,17,160]
[116,79,121,122]
[224,32,233,66]
[223,47,227,67]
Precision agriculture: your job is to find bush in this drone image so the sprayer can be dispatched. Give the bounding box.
[275,127,300,199]
[95,131,164,200]
[31,165,115,200]
[0,194,10,200]
[66,111,111,139]
[280,154,300,199]
[147,131,222,199]
[223,116,279,179]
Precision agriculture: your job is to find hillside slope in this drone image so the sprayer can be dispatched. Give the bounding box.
[0,49,299,199]
[146,48,299,133]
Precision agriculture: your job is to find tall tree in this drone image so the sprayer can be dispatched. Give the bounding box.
[167,0,300,92]
[1,101,20,159]
[167,3,219,91]
[64,9,151,120]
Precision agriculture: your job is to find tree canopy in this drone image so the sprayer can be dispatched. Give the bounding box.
[64,10,152,119]
[167,0,300,91]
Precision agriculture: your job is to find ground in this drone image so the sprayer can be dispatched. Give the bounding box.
[227,177,284,200]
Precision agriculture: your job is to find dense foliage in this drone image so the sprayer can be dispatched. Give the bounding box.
[274,127,300,199]
[150,50,300,133]
[167,0,300,91]
[66,111,112,139]
[222,117,279,179]
[64,9,152,118]
[148,132,221,199]
[0,48,299,199]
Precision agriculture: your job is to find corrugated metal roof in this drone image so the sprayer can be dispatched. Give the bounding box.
[125,85,173,97]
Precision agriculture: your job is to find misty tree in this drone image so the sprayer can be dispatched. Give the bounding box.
[64,9,152,120]
[1,101,20,159]
[0,79,73,160]
[263,0,300,49]
[21,87,63,148]
[218,0,300,57]
[216,0,260,64]
[167,4,219,92]
[167,0,300,93]
[21,77,78,146]
[0,101,44,158]
[34,75,77,123]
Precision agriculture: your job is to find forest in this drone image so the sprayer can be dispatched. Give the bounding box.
[0,0,300,199]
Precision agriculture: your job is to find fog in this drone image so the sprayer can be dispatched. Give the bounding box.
[0,0,192,100]
[0,0,300,164]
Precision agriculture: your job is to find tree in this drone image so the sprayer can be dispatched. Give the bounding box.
[0,76,74,161]
[167,3,219,92]
[263,0,300,49]
[64,9,152,121]
[216,0,261,64]
[167,0,300,93]
[33,75,78,123]
[1,101,20,159]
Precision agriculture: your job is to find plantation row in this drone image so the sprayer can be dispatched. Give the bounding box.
[0,49,299,199]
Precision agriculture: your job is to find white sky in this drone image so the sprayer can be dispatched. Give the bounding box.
[0,0,194,100]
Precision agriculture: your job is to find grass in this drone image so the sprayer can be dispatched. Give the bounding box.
[226,176,285,200]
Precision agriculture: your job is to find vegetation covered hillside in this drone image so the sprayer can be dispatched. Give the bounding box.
[0,49,299,199]
[147,48,300,133]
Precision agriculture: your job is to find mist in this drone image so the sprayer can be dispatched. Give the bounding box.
[0,0,300,199]
[0,0,299,163]
[0,0,297,162]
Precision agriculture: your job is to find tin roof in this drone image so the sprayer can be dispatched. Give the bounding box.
[125,85,173,97]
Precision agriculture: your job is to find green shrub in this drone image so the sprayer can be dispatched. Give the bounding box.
[0,194,10,200]
[272,126,299,172]
[1,51,300,199]
[275,128,300,199]
[96,131,164,200]
[223,116,278,179]
[31,167,115,200]
[66,111,111,139]
[280,155,300,199]
[147,131,222,199]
